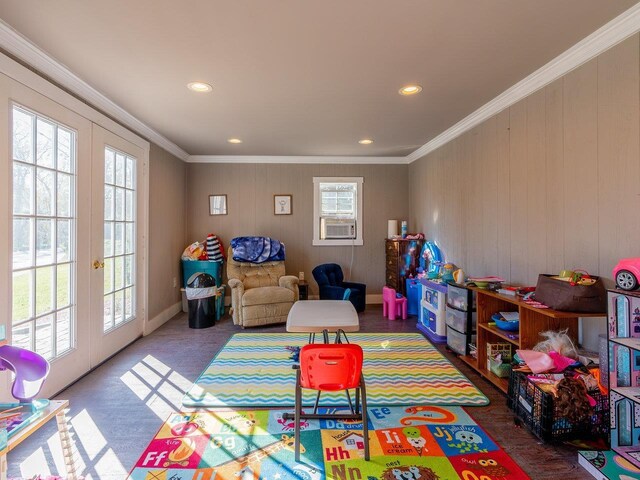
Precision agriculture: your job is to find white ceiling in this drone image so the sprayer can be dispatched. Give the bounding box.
[0,0,637,157]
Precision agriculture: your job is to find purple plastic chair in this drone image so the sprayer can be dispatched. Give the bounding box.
[0,345,50,402]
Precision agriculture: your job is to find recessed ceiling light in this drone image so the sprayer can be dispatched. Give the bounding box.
[187,82,213,93]
[227,138,243,144]
[358,139,374,145]
[399,84,422,96]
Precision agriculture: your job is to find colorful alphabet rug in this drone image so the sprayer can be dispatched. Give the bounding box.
[128,405,529,480]
[183,333,489,407]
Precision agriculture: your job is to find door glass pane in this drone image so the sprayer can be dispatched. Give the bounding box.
[12,270,32,323]
[57,263,71,308]
[36,167,55,216]
[36,119,55,168]
[12,323,32,351]
[35,314,54,360]
[114,222,124,256]
[36,218,54,266]
[57,128,72,173]
[13,163,34,215]
[115,153,125,187]
[13,217,32,269]
[57,173,71,217]
[57,219,71,263]
[104,257,113,294]
[104,185,114,221]
[104,293,113,331]
[103,147,136,332]
[104,222,113,257]
[13,108,34,163]
[57,308,71,354]
[11,105,76,360]
[114,290,124,325]
[35,266,54,316]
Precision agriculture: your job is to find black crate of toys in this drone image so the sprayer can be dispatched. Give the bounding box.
[507,369,609,443]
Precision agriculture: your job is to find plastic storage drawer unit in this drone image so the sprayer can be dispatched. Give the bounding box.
[446,305,477,333]
[447,283,474,311]
[447,328,476,356]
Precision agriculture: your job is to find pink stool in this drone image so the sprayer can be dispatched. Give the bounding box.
[382,286,407,320]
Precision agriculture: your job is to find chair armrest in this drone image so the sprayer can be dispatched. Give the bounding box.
[279,275,299,291]
[227,279,245,325]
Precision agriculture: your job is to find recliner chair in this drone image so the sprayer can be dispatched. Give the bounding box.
[227,246,299,328]
[312,263,366,312]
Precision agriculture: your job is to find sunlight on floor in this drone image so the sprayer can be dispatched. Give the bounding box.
[120,354,193,420]
[19,447,51,478]
[20,408,126,478]
[17,355,191,478]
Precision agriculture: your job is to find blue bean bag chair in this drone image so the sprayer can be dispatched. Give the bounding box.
[312,263,366,312]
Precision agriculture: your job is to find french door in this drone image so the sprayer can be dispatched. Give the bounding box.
[2,74,147,400]
[90,125,145,366]
[2,77,92,398]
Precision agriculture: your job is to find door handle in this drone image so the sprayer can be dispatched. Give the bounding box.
[93,260,105,269]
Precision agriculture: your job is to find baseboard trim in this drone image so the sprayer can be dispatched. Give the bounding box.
[145,301,181,336]
[366,294,383,305]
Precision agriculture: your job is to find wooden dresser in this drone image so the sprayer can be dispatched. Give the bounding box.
[385,238,424,296]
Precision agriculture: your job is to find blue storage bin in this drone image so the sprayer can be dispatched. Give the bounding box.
[182,260,222,287]
[216,286,226,319]
[405,278,421,316]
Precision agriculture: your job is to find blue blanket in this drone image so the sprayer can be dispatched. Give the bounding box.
[230,237,285,263]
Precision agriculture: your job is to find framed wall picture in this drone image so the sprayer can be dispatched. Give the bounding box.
[209,194,227,215]
[274,194,292,215]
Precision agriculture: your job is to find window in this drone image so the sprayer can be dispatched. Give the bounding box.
[313,177,363,246]
[11,105,76,360]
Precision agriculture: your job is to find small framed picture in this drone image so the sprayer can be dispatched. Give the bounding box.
[209,194,227,215]
[274,194,292,215]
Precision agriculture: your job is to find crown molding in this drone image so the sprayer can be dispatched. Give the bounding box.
[406,2,640,163]
[188,155,408,164]
[0,20,189,161]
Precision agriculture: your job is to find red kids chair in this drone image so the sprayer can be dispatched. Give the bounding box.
[382,286,407,320]
[286,343,369,462]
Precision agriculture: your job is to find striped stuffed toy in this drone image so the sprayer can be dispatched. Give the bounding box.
[206,234,224,262]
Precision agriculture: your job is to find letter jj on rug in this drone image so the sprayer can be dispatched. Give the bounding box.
[183,333,489,408]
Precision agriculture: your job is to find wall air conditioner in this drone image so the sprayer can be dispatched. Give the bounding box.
[321,218,356,239]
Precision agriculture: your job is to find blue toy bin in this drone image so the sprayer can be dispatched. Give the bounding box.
[491,313,519,332]
[182,260,222,288]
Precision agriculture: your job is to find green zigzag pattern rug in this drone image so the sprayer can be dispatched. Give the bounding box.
[128,406,529,479]
[183,333,488,407]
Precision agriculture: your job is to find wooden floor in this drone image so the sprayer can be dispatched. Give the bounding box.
[9,306,590,479]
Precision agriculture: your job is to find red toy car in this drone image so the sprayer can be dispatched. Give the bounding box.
[613,258,640,291]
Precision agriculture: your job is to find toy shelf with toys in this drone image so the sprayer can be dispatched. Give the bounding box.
[458,286,605,394]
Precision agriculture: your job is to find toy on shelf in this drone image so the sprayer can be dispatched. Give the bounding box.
[419,241,444,280]
[0,344,49,402]
[0,344,51,452]
[613,258,640,291]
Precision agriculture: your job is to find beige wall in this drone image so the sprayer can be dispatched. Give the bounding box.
[148,144,187,319]
[409,34,640,286]
[408,35,640,347]
[186,163,408,297]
